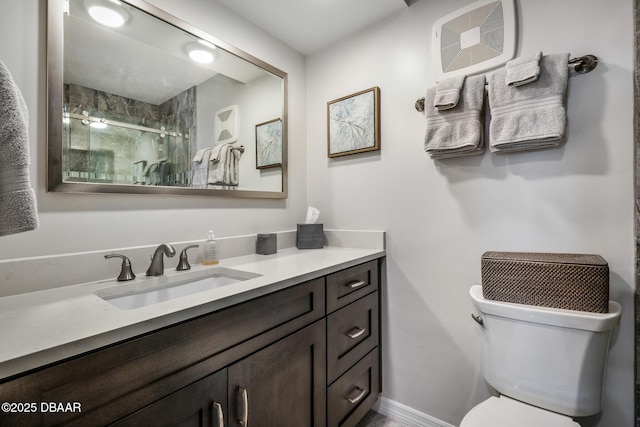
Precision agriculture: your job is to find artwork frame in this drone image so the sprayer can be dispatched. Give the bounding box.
[255,118,282,169]
[327,86,380,158]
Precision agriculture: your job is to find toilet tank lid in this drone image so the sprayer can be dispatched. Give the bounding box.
[461,396,579,427]
[470,285,621,332]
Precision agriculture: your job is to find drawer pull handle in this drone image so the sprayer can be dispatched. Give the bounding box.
[237,387,248,426]
[212,401,224,427]
[347,280,366,289]
[346,387,367,404]
[347,326,366,339]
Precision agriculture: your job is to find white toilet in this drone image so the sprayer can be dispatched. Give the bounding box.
[461,285,622,427]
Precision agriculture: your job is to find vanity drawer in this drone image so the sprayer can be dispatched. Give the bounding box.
[327,349,380,427]
[327,260,378,313]
[327,291,378,383]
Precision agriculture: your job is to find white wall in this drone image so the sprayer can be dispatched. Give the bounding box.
[306,0,634,426]
[0,0,306,260]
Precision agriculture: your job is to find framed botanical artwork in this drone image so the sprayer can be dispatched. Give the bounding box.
[255,118,282,169]
[327,86,380,158]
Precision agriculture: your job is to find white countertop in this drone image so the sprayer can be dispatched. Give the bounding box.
[0,246,384,380]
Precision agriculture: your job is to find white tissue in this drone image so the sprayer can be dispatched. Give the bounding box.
[305,207,320,224]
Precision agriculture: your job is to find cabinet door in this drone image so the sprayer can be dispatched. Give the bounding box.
[228,320,326,427]
[111,369,228,427]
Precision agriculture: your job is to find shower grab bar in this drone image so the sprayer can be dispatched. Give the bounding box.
[415,54,598,112]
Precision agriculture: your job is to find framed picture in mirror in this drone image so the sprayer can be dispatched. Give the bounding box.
[255,118,282,169]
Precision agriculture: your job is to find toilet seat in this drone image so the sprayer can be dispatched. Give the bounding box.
[460,396,580,427]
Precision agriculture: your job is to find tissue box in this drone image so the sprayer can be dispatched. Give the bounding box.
[296,224,324,249]
[256,233,277,255]
[481,251,609,313]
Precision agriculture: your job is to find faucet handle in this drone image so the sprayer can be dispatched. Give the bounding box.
[177,244,199,271]
[104,254,136,281]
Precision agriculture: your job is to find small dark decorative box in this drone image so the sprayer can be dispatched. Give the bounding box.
[481,251,609,313]
[296,224,324,249]
[256,233,277,255]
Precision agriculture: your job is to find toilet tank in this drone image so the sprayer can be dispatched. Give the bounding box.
[470,285,621,417]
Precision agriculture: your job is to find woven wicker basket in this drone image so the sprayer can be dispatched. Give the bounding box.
[481,251,609,313]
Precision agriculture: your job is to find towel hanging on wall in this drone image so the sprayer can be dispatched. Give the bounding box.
[487,52,570,153]
[0,60,38,236]
[424,74,486,159]
[505,51,542,87]
[434,75,466,111]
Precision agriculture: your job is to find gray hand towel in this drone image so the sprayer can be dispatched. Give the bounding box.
[506,51,542,87]
[0,61,38,236]
[424,74,486,159]
[434,75,466,110]
[487,52,570,153]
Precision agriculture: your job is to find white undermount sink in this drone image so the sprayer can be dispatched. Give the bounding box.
[94,267,262,310]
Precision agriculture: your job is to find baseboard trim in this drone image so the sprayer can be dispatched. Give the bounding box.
[374,397,457,427]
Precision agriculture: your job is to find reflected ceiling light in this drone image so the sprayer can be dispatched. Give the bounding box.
[187,41,216,64]
[85,0,128,27]
[188,48,214,64]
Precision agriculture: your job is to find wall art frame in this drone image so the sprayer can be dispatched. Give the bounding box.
[255,118,283,169]
[327,86,380,158]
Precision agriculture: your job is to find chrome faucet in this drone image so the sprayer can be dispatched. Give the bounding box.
[146,244,176,276]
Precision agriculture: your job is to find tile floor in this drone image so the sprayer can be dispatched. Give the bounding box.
[356,410,409,427]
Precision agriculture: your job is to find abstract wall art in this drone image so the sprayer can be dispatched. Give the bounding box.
[327,86,380,158]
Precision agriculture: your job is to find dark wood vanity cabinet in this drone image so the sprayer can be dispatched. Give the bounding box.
[0,258,382,427]
[114,321,326,427]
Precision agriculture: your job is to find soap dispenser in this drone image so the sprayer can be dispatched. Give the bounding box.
[202,230,219,265]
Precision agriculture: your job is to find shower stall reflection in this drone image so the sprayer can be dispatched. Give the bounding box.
[63,83,195,187]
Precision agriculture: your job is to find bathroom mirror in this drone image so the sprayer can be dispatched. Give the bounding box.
[47,0,287,198]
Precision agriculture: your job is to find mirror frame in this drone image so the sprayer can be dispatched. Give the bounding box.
[47,0,288,198]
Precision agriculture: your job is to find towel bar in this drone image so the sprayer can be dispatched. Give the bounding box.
[415,55,598,112]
